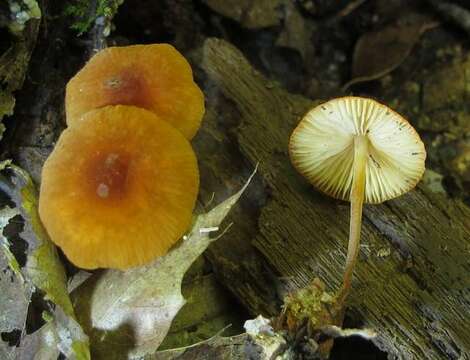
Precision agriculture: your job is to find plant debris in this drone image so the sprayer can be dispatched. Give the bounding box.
[0,165,90,359]
[72,168,256,359]
[343,14,439,89]
[0,1,40,128]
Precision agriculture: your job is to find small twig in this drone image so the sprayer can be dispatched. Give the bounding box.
[204,192,216,208]
[199,226,219,234]
[328,0,368,23]
[292,319,309,347]
[211,222,233,241]
[319,325,376,340]
[91,17,108,53]
[157,324,233,354]
[427,0,470,36]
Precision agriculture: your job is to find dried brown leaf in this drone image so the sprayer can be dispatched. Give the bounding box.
[343,15,438,89]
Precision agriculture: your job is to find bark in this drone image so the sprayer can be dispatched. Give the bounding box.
[196,38,470,360]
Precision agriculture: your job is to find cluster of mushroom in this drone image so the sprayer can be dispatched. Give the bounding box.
[39,44,205,270]
[289,97,426,305]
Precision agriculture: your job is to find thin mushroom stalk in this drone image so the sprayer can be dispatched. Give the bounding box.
[289,96,426,314]
[338,135,367,305]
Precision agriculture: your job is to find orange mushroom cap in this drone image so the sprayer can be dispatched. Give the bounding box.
[65,44,205,139]
[39,105,199,270]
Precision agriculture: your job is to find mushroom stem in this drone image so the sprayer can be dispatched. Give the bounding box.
[338,135,368,304]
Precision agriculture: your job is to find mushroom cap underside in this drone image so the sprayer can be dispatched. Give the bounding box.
[65,44,205,139]
[39,105,199,269]
[289,97,426,203]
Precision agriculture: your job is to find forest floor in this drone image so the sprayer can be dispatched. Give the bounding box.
[1,0,469,359]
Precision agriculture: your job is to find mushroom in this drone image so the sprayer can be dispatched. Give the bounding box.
[65,44,205,139]
[289,96,426,302]
[39,105,199,269]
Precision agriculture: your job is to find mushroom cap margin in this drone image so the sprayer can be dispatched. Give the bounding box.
[289,97,426,204]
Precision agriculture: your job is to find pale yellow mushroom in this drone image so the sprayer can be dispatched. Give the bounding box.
[289,96,426,302]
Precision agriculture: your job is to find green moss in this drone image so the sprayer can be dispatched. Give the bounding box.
[42,311,53,323]
[7,0,41,35]
[283,278,335,329]
[64,0,123,35]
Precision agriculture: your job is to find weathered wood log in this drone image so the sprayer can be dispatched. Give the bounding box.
[196,38,470,360]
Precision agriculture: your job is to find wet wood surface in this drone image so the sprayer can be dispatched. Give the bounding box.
[197,38,470,360]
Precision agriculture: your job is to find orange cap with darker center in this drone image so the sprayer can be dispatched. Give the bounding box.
[65,44,205,139]
[39,105,199,269]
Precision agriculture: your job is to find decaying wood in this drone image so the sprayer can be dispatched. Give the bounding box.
[196,38,470,360]
[2,2,469,356]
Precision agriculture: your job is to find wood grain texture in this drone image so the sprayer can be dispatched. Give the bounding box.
[198,38,470,360]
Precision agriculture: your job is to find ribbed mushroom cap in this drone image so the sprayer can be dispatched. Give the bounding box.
[39,105,199,269]
[289,97,426,204]
[65,44,204,139]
